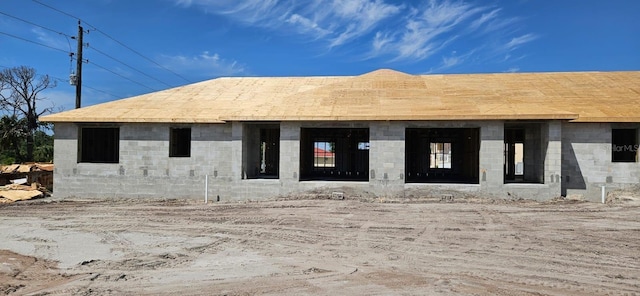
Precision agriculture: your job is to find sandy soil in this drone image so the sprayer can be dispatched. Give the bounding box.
[1,196,639,295]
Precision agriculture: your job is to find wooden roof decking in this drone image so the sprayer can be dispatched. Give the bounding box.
[41,69,640,123]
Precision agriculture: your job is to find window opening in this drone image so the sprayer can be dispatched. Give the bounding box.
[612,129,638,162]
[504,128,524,181]
[405,128,479,184]
[243,125,280,179]
[300,128,369,181]
[504,124,544,184]
[429,142,451,169]
[514,143,524,175]
[314,141,335,168]
[259,128,280,176]
[79,127,119,163]
[170,128,191,157]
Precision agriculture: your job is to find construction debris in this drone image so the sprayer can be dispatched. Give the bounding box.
[0,163,53,189]
[0,183,49,203]
[0,163,53,203]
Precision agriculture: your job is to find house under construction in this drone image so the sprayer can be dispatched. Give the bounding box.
[41,69,640,201]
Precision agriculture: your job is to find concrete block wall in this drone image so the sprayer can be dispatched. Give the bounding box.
[53,120,630,202]
[230,121,375,200]
[279,121,301,192]
[562,122,640,201]
[53,122,79,192]
[231,122,243,181]
[479,121,504,194]
[500,121,562,201]
[544,121,563,197]
[401,121,484,197]
[227,122,291,200]
[53,122,234,199]
[475,121,563,201]
[369,121,405,197]
[280,121,371,198]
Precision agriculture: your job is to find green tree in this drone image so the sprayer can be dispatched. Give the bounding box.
[0,66,56,162]
[33,128,54,162]
[0,115,29,163]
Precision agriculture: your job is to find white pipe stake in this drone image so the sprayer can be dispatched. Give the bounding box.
[601,185,605,204]
[205,174,209,204]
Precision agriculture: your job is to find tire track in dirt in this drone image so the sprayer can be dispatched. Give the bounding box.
[2,198,640,295]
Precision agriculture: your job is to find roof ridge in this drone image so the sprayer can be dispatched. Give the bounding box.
[360,68,414,77]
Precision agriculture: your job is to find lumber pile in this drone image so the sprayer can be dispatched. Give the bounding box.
[0,183,49,203]
[0,163,53,203]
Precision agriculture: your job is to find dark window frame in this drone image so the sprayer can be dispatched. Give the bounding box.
[169,127,191,157]
[314,140,336,168]
[78,127,120,163]
[429,142,452,169]
[503,124,544,184]
[259,127,280,177]
[504,128,525,181]
[243,124,280,179]
[405,128,479,184]
[300,128,369,181]
[612,129,638,163]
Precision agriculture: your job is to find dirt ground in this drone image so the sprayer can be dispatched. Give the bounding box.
[1,195,639,295]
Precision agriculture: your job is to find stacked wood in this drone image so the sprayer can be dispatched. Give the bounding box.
[0,163,53,203]
[0,182,49,203]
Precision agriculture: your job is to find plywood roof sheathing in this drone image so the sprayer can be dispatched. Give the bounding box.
[41,69,640,123]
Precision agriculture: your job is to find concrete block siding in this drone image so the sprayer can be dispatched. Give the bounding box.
[562,122,640,201]
[54,122,235,199]
[52,120,639,202]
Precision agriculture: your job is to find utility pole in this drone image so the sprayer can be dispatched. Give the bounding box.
[75,20,83,109]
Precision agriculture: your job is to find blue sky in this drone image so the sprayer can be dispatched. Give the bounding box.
[1,0,639,110]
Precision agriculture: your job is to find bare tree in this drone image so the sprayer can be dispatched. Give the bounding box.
[0,66,56,161]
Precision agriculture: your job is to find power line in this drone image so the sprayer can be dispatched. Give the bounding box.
[1,65,120,101]
[0,31,69,54]
[31,0,193,84]
[89,46,173,88]
[88,61,156,91]
[0,9,74,54]
[82,84,119,99]
[0,31,156,95]
[0,65,119,107]
[7,0,193,101]
[0,10,71,38]
[88,28,192,84]
[0,9,155,100]
[48,75,119,99]
[31,0,78,21]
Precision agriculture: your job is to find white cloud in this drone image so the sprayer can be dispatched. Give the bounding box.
[175,0,401,48]
[176,0,293,28]
[176,0,537,66]
[286,14,331,37]
[372,31,393,52]
[427,48,478,73]
[31,28,72,52]
[376,0,485,61]
[442,55,461,68]
[505,33,538,50]
[395,21,440,59]
[327,0,402,47]
[483,16,520,34]
[469,8,501,31]
[421,0,481,27]
[160,51,246,77]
